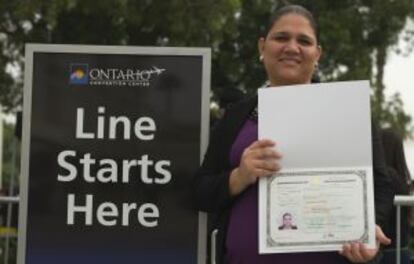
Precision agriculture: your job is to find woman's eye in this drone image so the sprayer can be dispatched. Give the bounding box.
[298,38,312,46]
[273,36,288,42]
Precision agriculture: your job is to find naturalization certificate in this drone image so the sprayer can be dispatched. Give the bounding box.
[258,81,376,253]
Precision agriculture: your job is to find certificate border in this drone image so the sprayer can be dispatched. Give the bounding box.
[266,169,368,248]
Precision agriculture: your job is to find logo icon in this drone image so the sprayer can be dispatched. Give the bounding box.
[70,64,89,85]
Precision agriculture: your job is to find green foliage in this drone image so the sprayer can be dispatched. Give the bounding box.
[271,0,414,138]
[1,0,414,136]
[1,122,20,189]
[372,93,413,139]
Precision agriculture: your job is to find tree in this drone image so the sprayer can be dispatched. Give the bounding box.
[214,0,414,138]
[1,0,414,136]
[0,0,240,109]
[298,1,414,138]
[1,121,20,189]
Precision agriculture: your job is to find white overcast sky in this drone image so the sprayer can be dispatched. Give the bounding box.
[383,19,414,178]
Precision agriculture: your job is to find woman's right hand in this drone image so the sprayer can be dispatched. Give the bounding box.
[229,139,282,196]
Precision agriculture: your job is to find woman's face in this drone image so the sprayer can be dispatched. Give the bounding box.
[258,14,321,86]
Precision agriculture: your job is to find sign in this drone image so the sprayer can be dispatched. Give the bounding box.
[18,44,210,264]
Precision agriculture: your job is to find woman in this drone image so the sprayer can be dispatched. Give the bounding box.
[380,128,412,264]
[193,5,393,264]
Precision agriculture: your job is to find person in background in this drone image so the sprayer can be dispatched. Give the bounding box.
[193,4,393,264]
[380,128,412,264]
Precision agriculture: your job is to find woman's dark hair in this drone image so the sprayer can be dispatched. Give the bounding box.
[282,212,292,219]
[263,5,319,43]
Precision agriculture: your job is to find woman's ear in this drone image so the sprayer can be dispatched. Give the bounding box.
[258,37,265,60]
[316,45,322,62]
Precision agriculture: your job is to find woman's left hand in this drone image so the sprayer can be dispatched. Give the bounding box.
[339,225,391,263]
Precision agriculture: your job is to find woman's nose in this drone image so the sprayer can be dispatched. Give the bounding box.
[284,40,300,54]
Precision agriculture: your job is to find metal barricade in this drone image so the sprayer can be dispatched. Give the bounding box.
[0,196,19,264]
[0,129,20,264]
[394,195,414,264]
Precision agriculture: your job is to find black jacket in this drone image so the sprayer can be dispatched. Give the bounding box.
[380,128,411,248]
[193,96,393,264]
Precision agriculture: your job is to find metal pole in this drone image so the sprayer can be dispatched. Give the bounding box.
[396,205,401,264]
[0,197,19,203]
[393,195,414,264]
[211,229,218,264]
[394,195,414,206]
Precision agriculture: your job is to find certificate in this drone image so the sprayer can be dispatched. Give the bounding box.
[258,81,376,253]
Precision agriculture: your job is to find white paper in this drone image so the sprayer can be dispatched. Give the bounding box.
[258,81,376,253]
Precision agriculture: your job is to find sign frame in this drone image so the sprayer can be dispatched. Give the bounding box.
[18,44,210,264]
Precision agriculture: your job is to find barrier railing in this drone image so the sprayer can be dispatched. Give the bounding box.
[0,196,19,264]
[0,197,19,204]
[0,195,413,263]
[394,195,414,264]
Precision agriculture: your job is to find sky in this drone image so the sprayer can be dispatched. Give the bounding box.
[383,31,414,179]
[384,43,414,125]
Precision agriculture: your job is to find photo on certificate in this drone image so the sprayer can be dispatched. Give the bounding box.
[261,168,373,253]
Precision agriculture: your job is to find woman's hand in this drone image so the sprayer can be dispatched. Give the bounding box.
[229,139,282,196]
[339,225,391,263]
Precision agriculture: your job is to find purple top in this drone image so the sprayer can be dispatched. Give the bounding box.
[226,118,347,264]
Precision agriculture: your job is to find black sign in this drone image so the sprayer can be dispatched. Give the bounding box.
[19,45,210,264]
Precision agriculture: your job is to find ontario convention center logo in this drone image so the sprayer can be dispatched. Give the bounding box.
[69,63,166,87]
[70,64,89,85]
